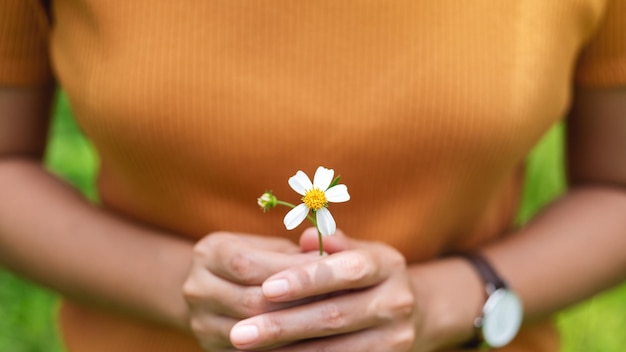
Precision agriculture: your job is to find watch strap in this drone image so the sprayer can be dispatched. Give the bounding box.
[458,252,507,349]
[461,252,507,294]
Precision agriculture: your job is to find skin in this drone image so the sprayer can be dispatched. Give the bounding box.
[226,86,626,351]
[0,84,625,351]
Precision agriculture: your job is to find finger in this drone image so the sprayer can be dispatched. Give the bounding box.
[196,232,319,285]
[188,312,238,350]
[268,323,416,352]
[201,231,301,252]
[230,284,414,350]
[299,227,353,254]
[230,289,374,349]
[262,246,404,302]
[235,232,302,253]
[185,260,308,319]
[213,247,321,285]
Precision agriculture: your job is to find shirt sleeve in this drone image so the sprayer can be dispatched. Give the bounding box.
[575,0,626,87]
[0,0,53,86]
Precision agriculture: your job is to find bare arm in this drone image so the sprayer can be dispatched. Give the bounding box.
[0,86,327,351]
[0,86,193,330]
[412,85,626,348]
[488,86,626,316]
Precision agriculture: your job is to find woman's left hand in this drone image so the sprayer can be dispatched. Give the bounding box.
[229,228,424,351]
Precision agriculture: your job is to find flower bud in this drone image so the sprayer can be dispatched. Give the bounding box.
[257,191,277,212]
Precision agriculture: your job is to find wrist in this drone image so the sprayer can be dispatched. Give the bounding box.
[457,252,523,348]
[408,257,485,350]
[149,236,195,332]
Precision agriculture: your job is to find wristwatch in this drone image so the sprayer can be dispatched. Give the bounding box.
[460,252,523,349]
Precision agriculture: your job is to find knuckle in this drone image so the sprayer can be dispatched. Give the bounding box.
[386,248,407,269]
[336,253,372,285]
[260,315,285,341]
[228,251,259,283]
[239,288,267,316]
[192,241,209,260]
[372,288,416,322]
[194,232,234,256]
[182,279,203,302]
[319,303,348,332]
[390,289,416,318]
[285,266,313,290]
[194,233,218,253]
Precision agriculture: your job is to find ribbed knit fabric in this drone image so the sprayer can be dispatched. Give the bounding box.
[2,1,626,351]
[0,0,52,85]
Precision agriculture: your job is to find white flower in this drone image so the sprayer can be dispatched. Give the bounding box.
[283,166,350,236]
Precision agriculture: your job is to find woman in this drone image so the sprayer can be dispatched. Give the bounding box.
[1,0,625,351]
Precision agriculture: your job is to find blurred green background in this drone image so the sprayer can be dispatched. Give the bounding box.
[0,92,625,351]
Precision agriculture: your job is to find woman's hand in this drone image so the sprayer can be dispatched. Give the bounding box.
[183,231,321,351]
[228,228,424,352]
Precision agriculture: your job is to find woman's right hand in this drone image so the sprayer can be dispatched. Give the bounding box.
[183,231,320,351]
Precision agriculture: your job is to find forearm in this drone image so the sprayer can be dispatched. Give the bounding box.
[408,184,626,350]
[0,158,194,331]
[483,185,626,319]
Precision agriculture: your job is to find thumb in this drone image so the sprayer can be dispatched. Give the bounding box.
[299,227,354,254]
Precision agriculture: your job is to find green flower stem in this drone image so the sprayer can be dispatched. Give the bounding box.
[275,199,296,208]
[275,199,324,255]
[317,228,324,256]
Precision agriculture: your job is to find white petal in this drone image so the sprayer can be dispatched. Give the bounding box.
[283,203,309,230]
[313,166,334,190]
[316,208,336,236]
[324,184,350,203]
[288,171,313,196]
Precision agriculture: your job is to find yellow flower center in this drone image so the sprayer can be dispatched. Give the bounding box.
[303,188,327,211]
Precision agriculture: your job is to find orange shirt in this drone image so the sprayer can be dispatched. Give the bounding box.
[2,0,626,351]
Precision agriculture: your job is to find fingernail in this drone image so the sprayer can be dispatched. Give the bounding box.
[262,279,289,297]
[231,324,259,345]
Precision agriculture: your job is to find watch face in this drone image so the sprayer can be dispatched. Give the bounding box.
[482,288,523,348]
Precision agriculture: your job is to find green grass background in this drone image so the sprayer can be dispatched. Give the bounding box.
[1,92,625,351]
